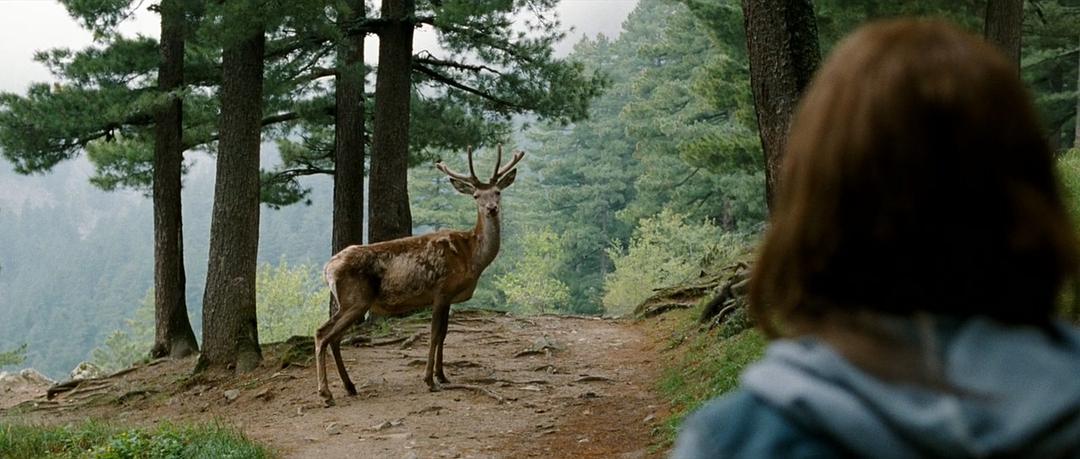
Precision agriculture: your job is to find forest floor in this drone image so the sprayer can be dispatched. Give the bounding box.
[0,310,672,458]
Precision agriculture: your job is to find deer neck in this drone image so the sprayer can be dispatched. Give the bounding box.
[471,208,501,272]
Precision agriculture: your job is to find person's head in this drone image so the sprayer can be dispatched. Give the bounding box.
[750,19,1079,337]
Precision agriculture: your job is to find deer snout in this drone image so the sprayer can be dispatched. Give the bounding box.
[485,203,499,214]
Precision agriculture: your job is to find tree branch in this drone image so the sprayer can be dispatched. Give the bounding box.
[412,63,520,110]
[415,54,503,75]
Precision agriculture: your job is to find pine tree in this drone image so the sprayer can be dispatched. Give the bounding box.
[150,0,199,360]
[985,0,1024,72]
[369,0,416,243]
[740,0,821,209]
[199,1,266,372]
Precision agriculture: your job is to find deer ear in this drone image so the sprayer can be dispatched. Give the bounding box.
[449,177,476,194]
[495,168,517,189]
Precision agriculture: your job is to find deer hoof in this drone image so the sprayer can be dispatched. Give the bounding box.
[319,388,334,405]
[436,374,451,384]
[427,381,443,392]
[344,382,357,396]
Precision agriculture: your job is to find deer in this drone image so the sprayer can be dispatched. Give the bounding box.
[315,145,524,404]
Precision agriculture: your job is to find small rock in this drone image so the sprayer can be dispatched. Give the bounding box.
[68,362,104,381]
[403,452,419,459]
[253,387,272,400]
[326,422,342,435]
[643,414,656,424]
[223,389,240,401]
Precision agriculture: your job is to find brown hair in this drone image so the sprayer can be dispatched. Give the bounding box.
[750,19,1079,338]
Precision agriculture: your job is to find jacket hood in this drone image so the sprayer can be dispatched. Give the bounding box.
[742,317,1080,458]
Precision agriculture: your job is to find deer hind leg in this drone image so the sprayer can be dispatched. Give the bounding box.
[315,276,371,403]
[331,335,358,395]
[425,301,451,391]
[434,304,451,384]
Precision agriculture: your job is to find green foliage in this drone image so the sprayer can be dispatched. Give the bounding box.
[659,326,766,446]
[0,420,273,459]
[603,209,741,315]
[90,291,154,373]
[495,227,572,313]
[1059,148,1080,222]
[0,344,27,369]
[255,259,329,343]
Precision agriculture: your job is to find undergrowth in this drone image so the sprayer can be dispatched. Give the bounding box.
[655,304,766,448]
[0,420,273,459]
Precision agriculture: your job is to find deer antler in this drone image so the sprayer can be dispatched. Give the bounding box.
[490,144,503,183]
[495,149,525,179]
[436,145,482,185]
[437,145,524,186]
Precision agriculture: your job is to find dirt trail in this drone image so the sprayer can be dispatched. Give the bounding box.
[2,312,670,458]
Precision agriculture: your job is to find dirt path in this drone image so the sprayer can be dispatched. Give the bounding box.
[2,312,670,458]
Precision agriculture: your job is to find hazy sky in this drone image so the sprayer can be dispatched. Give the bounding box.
[0,0,639,94]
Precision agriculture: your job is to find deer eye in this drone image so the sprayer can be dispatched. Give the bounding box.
[495,191,501,196]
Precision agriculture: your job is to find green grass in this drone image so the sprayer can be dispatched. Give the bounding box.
[656,309,766,447]
[1057,148,1080,222]
[0,420,273,459]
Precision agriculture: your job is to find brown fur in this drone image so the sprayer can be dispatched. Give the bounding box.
[315,148,522,403]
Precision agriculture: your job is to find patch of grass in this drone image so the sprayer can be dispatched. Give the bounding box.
[0,420,274,458]
[655,311,766,447]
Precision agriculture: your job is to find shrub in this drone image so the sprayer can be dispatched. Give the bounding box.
[256,259,329,343]
[602,209,746,315]
[495,227,572,314]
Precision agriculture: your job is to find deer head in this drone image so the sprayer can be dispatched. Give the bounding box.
[436,144,524,217]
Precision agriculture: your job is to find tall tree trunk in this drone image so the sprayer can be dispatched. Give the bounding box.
[984,0,1024,74]
[200,13,264,373]
[368,0,414,243]
[1074,35,1079,150]
[151,0,198,359]
[331,0,366,315]
[741,0,821,210]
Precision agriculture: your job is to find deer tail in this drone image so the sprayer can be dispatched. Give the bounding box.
[326,265,342,316]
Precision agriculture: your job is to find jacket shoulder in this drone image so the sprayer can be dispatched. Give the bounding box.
[671,390,850,459]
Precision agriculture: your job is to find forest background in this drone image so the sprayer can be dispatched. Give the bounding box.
[0,0,1077,380]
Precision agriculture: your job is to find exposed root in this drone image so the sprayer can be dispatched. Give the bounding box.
[440,384,505,403]
[574,375,615,383]
[399,331,425,349]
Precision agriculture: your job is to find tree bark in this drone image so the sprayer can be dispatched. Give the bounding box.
[200,13,264,373]
[368,0,414,243]
[151,0,198,360]
[331,0,366,315]
[984,0,1024,74]
[1074,35,1079,150]
[741,0,821,210]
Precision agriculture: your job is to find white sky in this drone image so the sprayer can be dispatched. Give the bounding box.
[0,0,639,94]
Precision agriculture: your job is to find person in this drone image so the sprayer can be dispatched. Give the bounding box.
[672,19,1080,459]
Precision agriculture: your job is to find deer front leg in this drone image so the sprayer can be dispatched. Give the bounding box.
[425,301,451,391]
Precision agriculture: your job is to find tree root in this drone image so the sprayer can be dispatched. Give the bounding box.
[439,384,505,403]
[399,331,425,349]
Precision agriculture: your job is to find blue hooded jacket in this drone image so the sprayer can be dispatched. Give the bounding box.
[672,318,1080,458]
